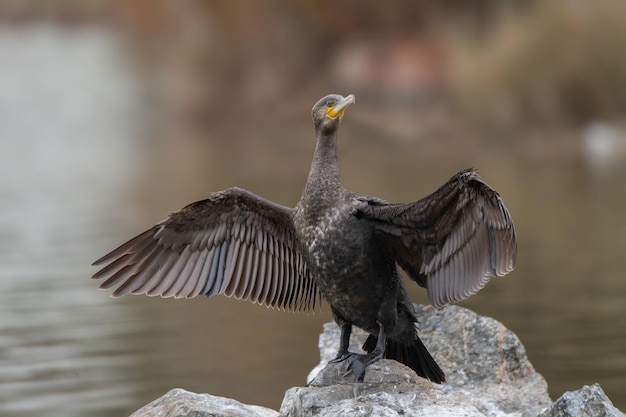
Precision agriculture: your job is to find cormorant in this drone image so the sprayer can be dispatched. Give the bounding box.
[92,94,517,384]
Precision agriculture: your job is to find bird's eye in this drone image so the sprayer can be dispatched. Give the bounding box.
[325,100,334,107]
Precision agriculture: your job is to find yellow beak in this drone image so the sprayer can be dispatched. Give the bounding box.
[326,94,356,119]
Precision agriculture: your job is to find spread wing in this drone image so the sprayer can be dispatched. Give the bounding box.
[356,169,516,308]
[92,187,321,312]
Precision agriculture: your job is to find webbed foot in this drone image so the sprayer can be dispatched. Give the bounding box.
[329,351,352,364]
[336,350,384,382]
[343,354,368,381]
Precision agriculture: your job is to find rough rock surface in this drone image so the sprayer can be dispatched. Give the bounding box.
[284,359,486,417]
[288,304,551,417]
[130,388,278,417]
[129,305,624,417]
[538,384,624,417]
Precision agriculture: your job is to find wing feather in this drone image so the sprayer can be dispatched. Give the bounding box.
[204,242,225,296]
[129,247,179,296]
[237,243,253,300]
[270,253,283,308]
[147,246,193,296]
[214,235,229,294]
[186,248,214,298]
[223,239,242,297]
[252,251,268,304]
[246,249,261,302]
[233,242,250,299]
[161,251,197,298]
[175,249,209,299]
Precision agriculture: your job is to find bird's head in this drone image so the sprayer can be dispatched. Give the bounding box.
[312,94,356,135]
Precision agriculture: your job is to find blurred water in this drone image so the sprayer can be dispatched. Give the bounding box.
[1,24,625,417]
[0,24,149,417]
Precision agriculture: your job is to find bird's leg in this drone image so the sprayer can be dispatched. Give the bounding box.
[329,323,352,363]
[345,325,387,382]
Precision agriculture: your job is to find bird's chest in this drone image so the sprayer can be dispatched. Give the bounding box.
[296,205,380,292]
[296,205,358,269]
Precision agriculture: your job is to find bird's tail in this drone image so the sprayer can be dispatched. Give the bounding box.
[362,334,446,383]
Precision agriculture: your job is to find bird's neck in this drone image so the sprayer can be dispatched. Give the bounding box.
[304,130,341,196]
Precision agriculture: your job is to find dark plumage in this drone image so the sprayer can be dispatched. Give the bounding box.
[92,93,517,383]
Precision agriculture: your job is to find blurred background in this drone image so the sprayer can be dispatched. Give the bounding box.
[1,1,625,416]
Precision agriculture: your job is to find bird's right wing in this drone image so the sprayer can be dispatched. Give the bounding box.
[92,187,321,312]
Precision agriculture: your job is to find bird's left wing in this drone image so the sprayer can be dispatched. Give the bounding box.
[355,169,516,308]
[92,187,320,312]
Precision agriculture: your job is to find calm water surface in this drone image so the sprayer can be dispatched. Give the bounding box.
[1,24,625,417]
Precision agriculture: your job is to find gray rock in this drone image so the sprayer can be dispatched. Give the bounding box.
[287,304,552,417]
[283,359,486,417]
[538,384,625,417]
[128,305,624,417]
[130,388,278,417]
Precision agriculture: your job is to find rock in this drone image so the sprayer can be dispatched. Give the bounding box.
[538,384,625,417]
[283,359,487,417]
[130,388,278,417]
[285,304,552,417]
[128,304,624,417]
